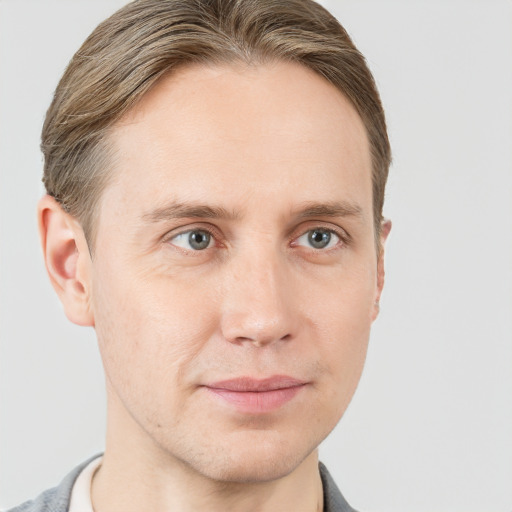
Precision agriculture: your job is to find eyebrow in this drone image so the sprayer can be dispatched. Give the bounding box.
[294,201,364,220]
[141,200,364,224]
[142,202,240,223]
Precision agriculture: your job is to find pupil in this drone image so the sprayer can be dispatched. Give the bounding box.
[309,230,330,249]
[189,230,210,250]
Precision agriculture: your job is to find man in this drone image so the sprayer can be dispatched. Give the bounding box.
[10,0,391,510]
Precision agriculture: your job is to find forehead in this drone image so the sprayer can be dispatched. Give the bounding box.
[102,61,372,224]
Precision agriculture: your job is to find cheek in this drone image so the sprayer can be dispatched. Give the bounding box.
[90,262,220,408]
[309,263,376,401]
[308,253,376,335]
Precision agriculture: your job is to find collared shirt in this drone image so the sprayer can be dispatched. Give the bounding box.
[68,456,102,512]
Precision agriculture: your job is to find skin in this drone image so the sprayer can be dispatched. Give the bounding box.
[39,61,390,512]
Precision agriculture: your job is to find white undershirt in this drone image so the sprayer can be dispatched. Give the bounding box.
[68,456,102,512]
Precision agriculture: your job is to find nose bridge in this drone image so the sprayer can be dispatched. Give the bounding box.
[220,240,294,346]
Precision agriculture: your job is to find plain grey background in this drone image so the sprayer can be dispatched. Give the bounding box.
[1,1,511,510]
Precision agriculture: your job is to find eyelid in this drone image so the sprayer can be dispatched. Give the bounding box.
[289,222,351,247]
[161,221,350,251]
[163,223,224,249]
[295,229,339,250]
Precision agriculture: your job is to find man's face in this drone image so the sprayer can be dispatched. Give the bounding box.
[89,61,383,482]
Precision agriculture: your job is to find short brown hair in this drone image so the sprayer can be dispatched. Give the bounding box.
[42,0,390,247]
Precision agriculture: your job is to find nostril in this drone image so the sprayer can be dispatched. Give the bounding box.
[220,285,295,346]
[229,331,292,347]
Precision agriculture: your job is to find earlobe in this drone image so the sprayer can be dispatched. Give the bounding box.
[38,195,94,326]
[372,219,392,321]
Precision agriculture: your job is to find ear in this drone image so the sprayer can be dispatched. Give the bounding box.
[38,195,94,326]
[372,219,392,321]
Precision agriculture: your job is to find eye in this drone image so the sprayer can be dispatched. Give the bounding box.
[169,229,213,251]
[295,228,340,250]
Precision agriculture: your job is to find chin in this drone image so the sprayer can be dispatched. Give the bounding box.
[178,429,320,484]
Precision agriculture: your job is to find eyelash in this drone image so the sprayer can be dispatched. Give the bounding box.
[163,225,220,253]
[290,226,349,251]
[164,224,350,253]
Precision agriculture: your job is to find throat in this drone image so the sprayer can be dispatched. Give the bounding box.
[90,449,324,512]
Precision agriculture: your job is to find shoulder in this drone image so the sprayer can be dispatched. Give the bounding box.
[5,455,101,512]
[6,487,61,512]
[319,462,359,512]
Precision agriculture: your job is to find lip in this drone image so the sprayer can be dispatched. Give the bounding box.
[203,376,306,413]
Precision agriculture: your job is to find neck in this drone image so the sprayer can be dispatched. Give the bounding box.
[92,398,324,512]
[92,449,323,512]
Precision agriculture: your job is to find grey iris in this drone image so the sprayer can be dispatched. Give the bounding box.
[189,230,211,250]
[308,229,331,249]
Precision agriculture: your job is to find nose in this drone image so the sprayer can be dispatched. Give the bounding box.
[220,248,296,347]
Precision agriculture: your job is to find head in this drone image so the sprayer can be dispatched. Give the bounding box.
[39,0,391,483]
